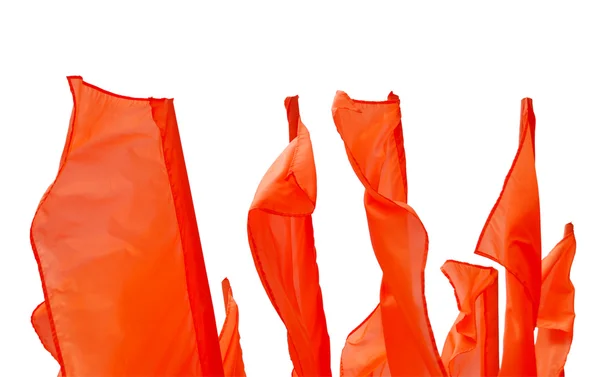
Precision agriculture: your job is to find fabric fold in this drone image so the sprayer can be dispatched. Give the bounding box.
[31,302,62,377]
[338,90,406,377]
[219,278,246,377]
[440,261,499,376]
[340,305,389,376]
[474,98,541,376]
[332,91,446,377]
[247,96,331,377]
[536,223,576,377]
[30,77,223,376]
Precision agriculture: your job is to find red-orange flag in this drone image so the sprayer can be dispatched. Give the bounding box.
[338,90,408,377]
[247,96,331,377]
[536,223,576,376]
[332,91,446,376]
[219,278,246,377]
[30,77,224,376]
[440,261,499,377]
[475,98,541,376]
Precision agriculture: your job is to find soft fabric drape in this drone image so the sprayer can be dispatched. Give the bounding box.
[536,223,576,377]
[332,91,446,376]
[247,96,331,377]
[440,261,499,376]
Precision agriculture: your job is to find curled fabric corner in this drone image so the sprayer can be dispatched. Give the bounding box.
[219,278,246,377]
[247,96,332,377]
[30,77,224,376]
[474,98,541,377]
[340,305,389,377]
[332,91,446,377]
[440,261,499,377]
[31,302,62,377]
[536,223,576,377]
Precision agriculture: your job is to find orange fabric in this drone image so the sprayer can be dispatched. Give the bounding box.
[475,98,541,377]
[339,90,409,377]
[36,279,248,376]
[332,91,446,376]
[536,223,576,377]
[440,261,499,377]
[31,302,57,362]
[31,302,62,377]
[247,96,331,377]
[219,279,246,377]
[340,305,389,376]
[35,278,248,377]
[30,77,223,376]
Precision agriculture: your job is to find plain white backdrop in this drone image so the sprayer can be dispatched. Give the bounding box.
[1,1,598,376]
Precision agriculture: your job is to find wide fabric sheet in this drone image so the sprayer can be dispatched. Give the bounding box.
[30,77,223,376]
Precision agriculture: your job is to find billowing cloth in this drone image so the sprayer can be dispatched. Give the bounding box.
[219,278,246,377]
[332,91,446,376]
[247,96,331,376]
[536,223,576,377]
[440,261,499,376]
[30,77,223,376]
[475,98,541,376]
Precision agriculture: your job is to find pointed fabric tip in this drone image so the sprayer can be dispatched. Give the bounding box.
[331,91,358,113]
[218,278,246,377]
[221,278,232,306]
[520,97,536,152]
[565,222,574,235]
[387,91,400,102]
[285,95,300,142]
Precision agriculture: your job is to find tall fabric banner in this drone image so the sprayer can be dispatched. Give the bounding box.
[332,91,446,376]
[475,98,541,377]
[30,77,224,376]
[247,96,332,377]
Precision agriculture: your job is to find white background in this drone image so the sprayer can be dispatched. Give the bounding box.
[1,2,599,376]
